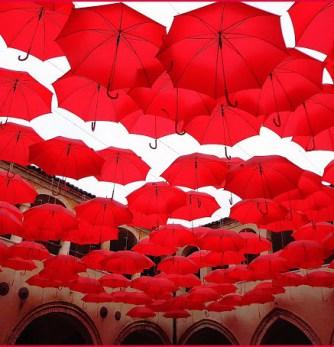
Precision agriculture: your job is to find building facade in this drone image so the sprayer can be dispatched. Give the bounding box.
[0,163,333,345]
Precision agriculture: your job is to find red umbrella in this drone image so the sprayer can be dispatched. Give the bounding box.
[127,182,186,215]
[186,104,261,149]
[27,273,78,289]
[225,155,303,199]
[81,250,113,271]
[273,272,307,287]
[197,228,244,252]
[157,256,198,275]
[292,222,334,243]
[127,306,156,319]
[170,191,220,221]
[62,220,119,245]
[280,240,325,269]
[82,292,114,303]
[189,250,244,267]
[306,270,334,288]
[2,257,37,271]
[323,160,334,185]
[202,283,236,296]
[53,74,139,129]
[289,1,334,55]
[293,127,334,152]
[102,250,154,274]
[22,203,77,241]
[0,209,23,236]
[129,210,168,230]
[242,290,275,305]
[110,291,152,305]
[0,123,42,166]
[163,309,190,319]
[69,276,104,294]
[75,197,132,227]
[132,238,176,257]
[159,273,201,289]
[239,232,271,254]
[96,146,150,185]
[57,3,165,94]
[206,302,235,312]
[162,153,228,189]
[149,224,194,248]
[158,2,286,100]
[131,276,176,296]
[0,2,73,61]
[0,241,8,262]
[187,286,220,303]
[249,254,289,280]
[0,201,22,220]
[0,68,52,121]
[99,273,130,288]
[252,281,285,295]
[259,50,323,126]
[7,241,49,261]
[29,136,104,180]
[129,80,215,135]
[0,172,37,204]
[220,293,243,307]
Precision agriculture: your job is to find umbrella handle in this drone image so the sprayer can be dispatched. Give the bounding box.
[149,139,158,150]
[273,113,281,127]
[0,118,8,127]
[107,82,119,99]
[175,121,186,135]
[224,89,238,108]
[18,51,30,61]
[224,146,232,160]
[91,121,96,132]
[228,193,233,205]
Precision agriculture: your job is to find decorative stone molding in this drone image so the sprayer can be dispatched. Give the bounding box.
[114,320,171,345]
[250,308,321,345]
[178,319,239,345]
[6,301,102,345]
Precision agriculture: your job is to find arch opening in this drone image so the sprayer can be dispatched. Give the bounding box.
[183,327,233,345]
[120,329,165,345]
[260,318,313,345]
[14,312,93,345]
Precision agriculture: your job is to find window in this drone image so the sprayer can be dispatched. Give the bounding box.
[69,243,100,258]
[270,230,293,252]
[110,228,137,251]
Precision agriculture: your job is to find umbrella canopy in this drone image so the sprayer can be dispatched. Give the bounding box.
[96,146,150,185]
[161,153,228,189]
[239,232,272,254]
[0,123,42,166]
[170,191,220,221]
[99,273,130,288]
[289,1,334,54]
[127,306,156,319]
[157,255,199,275]
[127,182,186,215]
[225,155,303,199]
[2,257,37,271]
[322,160,334,185]
[159,273,201,289]
[132,238,176,257]
[0,2,73,61]
[249,254,289,280]
[53,73,139,126]
[292,222,334,243]
[273,272,307,287]
[0,172,37,204]
[149,224,195,248]
[131,276,176,296]
[29,136,104,180]
[0,209,23,236]
[69,276,104,294]
[81,250,113,271]
[0,68,52,121]
[158,2,286,100]
[75,197,132,227]
[7,241,49,261]
[163,309,190,319]
[22,203,77,241]
[56,3,165,93]
[102,250,154,274]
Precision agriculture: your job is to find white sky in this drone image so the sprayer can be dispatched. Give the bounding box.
[0,1,333,227]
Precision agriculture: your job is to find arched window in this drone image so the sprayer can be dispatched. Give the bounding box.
[260,318,313,345]
[184,327,233,345]
[120,329,165,345]
[15,312,94,345]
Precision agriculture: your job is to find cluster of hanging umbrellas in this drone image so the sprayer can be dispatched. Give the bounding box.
[1,1,334,319]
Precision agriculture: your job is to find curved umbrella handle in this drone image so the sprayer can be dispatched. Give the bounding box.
[0,117,8,128]
[175,120,186,135]
[224,89,238,108]
[228,193,233,205]
[273,112,282,127]
[91,121,96,132]
[224,146,232,160]
[18,51,30,61]
[106,82,119,99]
[149,138,158,150]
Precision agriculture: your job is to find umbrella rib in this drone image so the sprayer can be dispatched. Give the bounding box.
[183,13,217,34]
[5,15,36,47]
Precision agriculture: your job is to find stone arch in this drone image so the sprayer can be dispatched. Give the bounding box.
[250,308,320,345]
[114,320,171,345]
[6,301,102,345]
[110,227,138,251]
[31,193,67,208]
[179,319,239,345]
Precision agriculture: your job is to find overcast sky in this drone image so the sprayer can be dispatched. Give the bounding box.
[0,1,333,227]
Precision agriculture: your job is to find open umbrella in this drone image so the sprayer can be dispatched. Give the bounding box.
[99,273,130,288]
[249,254,289,280]
[0,172,37,204]
[56,3,165,95]
[0,68,52,121]
[127,306,156,319]
[7,241,49,261]
[0,208,23,236]
[0,123,42,166]
[158,2,286,101]
[81,250,113,271]
[69,276,104,294]
[162,153,228,190]
[157,255,198,275]
[0,1,73,61]
[149,224,194,248]
[322,160,334,185]
[132,238,176,257]
[29,136,104,180]
[96,146,150,185]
